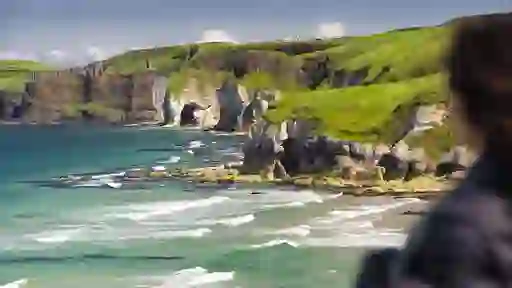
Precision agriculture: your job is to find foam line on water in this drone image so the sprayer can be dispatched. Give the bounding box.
[198,214,255,227]
[103,196,231,221]
[16,226,213,249]
[0,279,28,288]
[250,239,300,249]
[263,225,312,237]
[139,267,234,288]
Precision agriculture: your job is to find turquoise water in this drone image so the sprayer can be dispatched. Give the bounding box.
[0,125,417,288]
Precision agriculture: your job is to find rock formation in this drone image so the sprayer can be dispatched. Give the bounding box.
[239,94,269,132]
[152,75,168,123]
[435,146,475,177]
[240,119,288,180]
[174,78,218,129]
[376,141,410,181]
[213,79,248,132]
[163,96,185,126]
[0,60,176,124]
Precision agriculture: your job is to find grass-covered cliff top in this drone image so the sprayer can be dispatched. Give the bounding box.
[104,22,455,154]
[0,60,52,92]
[1,17,461,153]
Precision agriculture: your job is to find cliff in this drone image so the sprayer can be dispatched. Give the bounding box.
[0,14,459,144]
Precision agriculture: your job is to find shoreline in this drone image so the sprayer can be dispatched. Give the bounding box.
[170,165,454,200]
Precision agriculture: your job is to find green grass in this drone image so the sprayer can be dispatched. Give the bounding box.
[100,23,453,147]
[303,26,450,82]
[266,74,445,142]
[405,123,458,160]
[0,60,52,92]
[1,19,457,152]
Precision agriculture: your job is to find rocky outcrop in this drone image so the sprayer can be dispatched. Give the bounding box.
[163,96,185,126]
[213,79,248,132]
[330,67,370,88]
[377,142,410,181]
[240,120,288,180]
[435,146,475,177]
[174,78,218,128]
[238,89,282,132]
[239,116,449,183]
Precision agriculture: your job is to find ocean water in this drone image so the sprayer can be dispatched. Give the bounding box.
[0,125,421,288]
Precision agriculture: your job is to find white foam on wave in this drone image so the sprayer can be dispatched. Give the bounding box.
[90,172,126,180]
[242,189,324,209]
[158,156,181,164]
[118,228,213,240]
[140,267,234,288]
[71,178,122,189]
[314,198,422,225]
[262,201,307,209]
[299,198,421,248]
[104,196,231,221]
[252,198,422,249]
[24,228,84,244]
[0,279,28,288]
[199,214,255,227]
[188,140,204,149]
[303,230,407,248]
[265,225,312,237]
[250,239,300,249]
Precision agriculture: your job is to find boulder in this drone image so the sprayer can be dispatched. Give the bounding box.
[373,144,391,163]
[286,119,316,140]
[241,120,287,178]
[349,142,367,163]
[336,155,357,180]
[404,148,432,181]
[377,141,410,181]
[435,146,474,177]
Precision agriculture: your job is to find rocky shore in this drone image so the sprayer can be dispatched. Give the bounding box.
[170,164,454,199]
[40,84,473,200]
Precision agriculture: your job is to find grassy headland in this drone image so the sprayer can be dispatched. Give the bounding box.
[0,20,458,157]
[102,24,454,156]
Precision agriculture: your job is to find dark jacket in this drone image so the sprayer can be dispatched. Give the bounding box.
[356,150,512,287]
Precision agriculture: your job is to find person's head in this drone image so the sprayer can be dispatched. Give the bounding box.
[446,13,512,154]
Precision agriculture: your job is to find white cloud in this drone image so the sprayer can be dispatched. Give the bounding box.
[48,49,67,60]
[198,29,237,43]
[86,46,105,62]
[316,22,346,39]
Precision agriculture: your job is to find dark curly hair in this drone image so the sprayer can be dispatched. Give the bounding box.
[446,13,512,154]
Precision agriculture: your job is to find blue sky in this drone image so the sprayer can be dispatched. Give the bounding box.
[1,0,509,65]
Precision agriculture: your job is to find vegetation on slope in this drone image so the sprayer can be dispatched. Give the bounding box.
[104,23,453,149]
[315,26,449,81]
[0,60,52,92]
[1,18,457,154]
[266,74,445,142]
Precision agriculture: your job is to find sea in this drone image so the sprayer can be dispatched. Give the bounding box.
[0,125,423,288]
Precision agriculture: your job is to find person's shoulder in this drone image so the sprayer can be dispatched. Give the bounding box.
[432,178,507,226]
